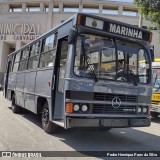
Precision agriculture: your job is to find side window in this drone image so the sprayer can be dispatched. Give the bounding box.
[39,33,57,68]
[58,38,69,92]
[39,50,56,68]
[60,40,68,70]
[19,47,29,71]
[14,52,21,62]
[30,41,41,57]
[28,41,41,70]
[21,48,29,60]
[42,34,57,52]
[12,52,21,72]
[138,50,149,83]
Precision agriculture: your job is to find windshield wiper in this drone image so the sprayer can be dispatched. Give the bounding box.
[128,70,138,86]
[81,39,98,82]
[85,56,98,82]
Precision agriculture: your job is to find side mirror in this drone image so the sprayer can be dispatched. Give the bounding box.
[68,28,75,45]
[150,45,154,62]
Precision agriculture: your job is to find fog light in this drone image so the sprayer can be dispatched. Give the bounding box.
[73,104,80,112]
[82,105,88,112]
[143,107,147,113]
[137,107,142,113]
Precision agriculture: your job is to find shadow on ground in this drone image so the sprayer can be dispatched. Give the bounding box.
[151,116,160,124]
[8,107,160,159]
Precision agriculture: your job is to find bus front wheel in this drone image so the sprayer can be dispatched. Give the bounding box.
[42,102,57,134]
[11,94,20,113]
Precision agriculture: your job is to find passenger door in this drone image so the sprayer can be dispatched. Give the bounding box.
[53,37,68,119]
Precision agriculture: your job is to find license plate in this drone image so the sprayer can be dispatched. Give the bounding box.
[152,94,160,101]
[130,119,151,127]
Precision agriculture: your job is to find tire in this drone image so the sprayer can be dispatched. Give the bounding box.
[11,94,20,113]
[42,102,57,134]
[151,112,159,119]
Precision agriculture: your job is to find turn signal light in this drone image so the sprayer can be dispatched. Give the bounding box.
[149,32,152,43]
[77,14,81,25]
[65,103,73,113]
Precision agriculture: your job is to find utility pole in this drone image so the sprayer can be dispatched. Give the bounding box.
[139,13,143,28]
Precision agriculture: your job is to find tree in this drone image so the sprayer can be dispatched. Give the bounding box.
[134,0,160,29]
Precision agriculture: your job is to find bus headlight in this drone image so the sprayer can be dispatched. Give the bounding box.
[137,107,142,113]
[82,105,88,112]
[143,107,147,113]
[73,104,80,112]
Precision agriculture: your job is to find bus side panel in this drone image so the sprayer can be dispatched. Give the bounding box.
[10,73,17,90]
[15,72,25,107]
[7,74,12,90]
[35,69,53,97]
[8,73,17,100]
[24,71,37,113]
[6,73,12,100]
[6,89,11,101]
[35,69,53,119]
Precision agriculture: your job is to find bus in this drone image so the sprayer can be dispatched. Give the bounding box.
[151,58,160,118]
[4,13,154,133]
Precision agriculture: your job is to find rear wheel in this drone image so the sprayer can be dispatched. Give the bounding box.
[11,94,20,113]
[42,102,57,133]
[151,112,159,119]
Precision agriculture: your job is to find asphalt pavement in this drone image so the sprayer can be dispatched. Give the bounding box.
[0,91,160,160]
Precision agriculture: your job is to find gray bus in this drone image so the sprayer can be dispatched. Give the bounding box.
[4,13,153,133]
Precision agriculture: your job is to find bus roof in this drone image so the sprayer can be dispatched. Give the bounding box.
[8,14,77,57]
[8,13,152,57]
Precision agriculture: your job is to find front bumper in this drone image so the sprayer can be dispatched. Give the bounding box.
[150,104,160,113]
[66,117,151,128]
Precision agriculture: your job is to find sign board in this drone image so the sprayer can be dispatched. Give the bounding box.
[79,14,151,42]
[0,23,40,41]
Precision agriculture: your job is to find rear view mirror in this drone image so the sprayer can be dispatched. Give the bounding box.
[102,47,113,57]
[150,45,154,62]
[68,28,75,45]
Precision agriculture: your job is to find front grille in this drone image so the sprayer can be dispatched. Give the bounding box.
[92,104,136,114]
[94,93,137,103]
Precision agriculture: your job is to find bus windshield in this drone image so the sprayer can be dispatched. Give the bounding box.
[152,68,160,93]
[74,34,150,84]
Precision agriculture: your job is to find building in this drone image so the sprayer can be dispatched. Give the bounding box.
[0,0,159,84]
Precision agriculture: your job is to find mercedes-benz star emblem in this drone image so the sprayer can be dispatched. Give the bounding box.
[112,97,121,108]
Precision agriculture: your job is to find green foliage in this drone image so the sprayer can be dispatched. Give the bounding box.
[134,0,160,29]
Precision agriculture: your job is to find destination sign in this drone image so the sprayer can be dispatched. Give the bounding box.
[80,14,151,42]
[103,20,151,42]
[109,23,142,39]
